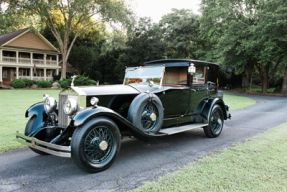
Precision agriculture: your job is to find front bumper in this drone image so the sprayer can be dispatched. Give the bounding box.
[16,131,71,158]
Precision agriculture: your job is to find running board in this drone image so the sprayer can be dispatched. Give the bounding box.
[159,123,208,135]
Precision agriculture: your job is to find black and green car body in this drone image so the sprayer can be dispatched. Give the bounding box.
[16,59,231,173]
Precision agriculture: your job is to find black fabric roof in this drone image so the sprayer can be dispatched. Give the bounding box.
[144,59,218,67]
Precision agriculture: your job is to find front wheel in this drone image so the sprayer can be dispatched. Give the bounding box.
[71,117,121,173]
[204,105,224,138]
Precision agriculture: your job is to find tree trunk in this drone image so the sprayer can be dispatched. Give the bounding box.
[246,69,253,91]
[61,51,67,79]
[282,65,287,96]
[261,65,269,94]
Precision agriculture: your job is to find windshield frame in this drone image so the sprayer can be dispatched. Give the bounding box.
[123,65,165,89]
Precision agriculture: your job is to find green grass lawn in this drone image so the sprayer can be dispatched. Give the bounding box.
[0,91,255,153]
[134,121,287,191]
[223,94,256,111]
[0,90,59,152]
[241,85,275,93]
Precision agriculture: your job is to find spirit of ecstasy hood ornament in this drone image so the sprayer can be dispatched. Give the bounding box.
[71,75,77,87]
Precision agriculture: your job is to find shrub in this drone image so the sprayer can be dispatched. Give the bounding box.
[87,79,97,85]
[37,80,52,88]
[53,74,61,81]
[10,79,26,88]
[74,75,90,86]
[57,75,97,88]
[22,79,37,87]
[59,80,71,88]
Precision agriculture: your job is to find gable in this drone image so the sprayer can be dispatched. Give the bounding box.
[5,32,54,51]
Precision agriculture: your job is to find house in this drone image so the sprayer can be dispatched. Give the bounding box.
[0,28,60,85]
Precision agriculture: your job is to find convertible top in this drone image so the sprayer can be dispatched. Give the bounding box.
[144,59,218,67]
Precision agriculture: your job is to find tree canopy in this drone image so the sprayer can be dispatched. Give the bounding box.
[159,8,200,59]
[1,0,135,78]
[200,0,287,93]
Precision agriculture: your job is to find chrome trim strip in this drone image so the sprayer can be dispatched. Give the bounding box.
[72,87,86,96]
[159,65,165,89]
[16,132,71,158]
[59,95,69,127]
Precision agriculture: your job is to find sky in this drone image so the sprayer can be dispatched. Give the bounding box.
[132,0,201,23]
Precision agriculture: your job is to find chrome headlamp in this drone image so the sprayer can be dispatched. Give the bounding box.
[63,99,78,116]
[44,96,57,113]
[90,97,99,106]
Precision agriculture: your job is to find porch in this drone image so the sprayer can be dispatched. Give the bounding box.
[0,66,59,83]
[0,50,58,66]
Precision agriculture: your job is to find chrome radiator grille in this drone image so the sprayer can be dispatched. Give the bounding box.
[58,95,69,127]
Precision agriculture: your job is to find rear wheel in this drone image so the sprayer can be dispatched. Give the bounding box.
[25,116,48,155]
[204,105,224,138]
[71,117,121,173]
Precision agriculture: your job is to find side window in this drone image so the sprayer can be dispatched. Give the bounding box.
[193,66,206,84]
[163,67,187,84]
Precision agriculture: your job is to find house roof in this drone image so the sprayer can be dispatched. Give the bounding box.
[0,28,59,52]
[0,28,29,46]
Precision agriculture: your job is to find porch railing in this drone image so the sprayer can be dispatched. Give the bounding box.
[33,59,44,65]
[46,60,57,65]
[2,56,57,66]
[19,76,53,81]
[19,76,31,80]
[19,58,31,64]
[3,56,17,63]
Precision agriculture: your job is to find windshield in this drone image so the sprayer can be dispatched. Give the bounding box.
[124,66,165,85]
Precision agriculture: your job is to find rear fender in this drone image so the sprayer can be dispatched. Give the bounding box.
[195,98,228,121]
[25,102,47,132]
[70,106,156,138]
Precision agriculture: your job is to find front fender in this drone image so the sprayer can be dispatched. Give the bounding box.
[25,102,46,132]
[70,106,158,138]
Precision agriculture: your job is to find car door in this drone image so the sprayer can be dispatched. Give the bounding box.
[158,67,190,118]
[189,65,208,113]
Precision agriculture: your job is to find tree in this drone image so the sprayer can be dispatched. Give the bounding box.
[1,0,134,78]
[159,8,201,59]
[68,45,98,75]
[200,0,287,93]
[255,0,287,95]
[124,17,166,66]
[252,0,287,94]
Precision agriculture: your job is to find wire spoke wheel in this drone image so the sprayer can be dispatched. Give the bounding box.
[210,110,222,134]
[141,102,159,131]
[204,104,224,138]
[84,126,115,164]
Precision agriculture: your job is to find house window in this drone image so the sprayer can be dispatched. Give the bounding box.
[3,69,7,78]
[47,70,52,77]
[34,69,41,76]
[23,69,30,76]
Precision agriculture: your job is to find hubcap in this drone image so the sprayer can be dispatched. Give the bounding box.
[217,119,222,125]
[99,141,108,151]
[150,113,157,121]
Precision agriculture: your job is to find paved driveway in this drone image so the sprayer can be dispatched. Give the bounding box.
[0,94,286,192]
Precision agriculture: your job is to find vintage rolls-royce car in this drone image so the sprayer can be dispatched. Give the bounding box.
[16,59,231,173]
